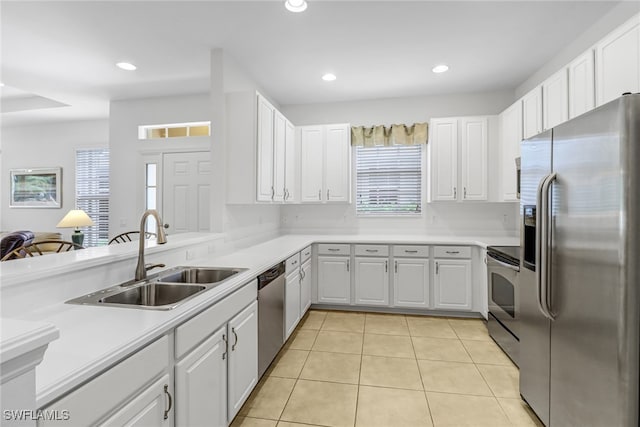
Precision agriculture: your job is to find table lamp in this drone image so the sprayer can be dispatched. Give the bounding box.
[56,209,95,247]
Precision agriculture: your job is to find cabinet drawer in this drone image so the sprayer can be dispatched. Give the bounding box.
[175,280,257,359]
[286,253,301,273]
[301,245,312,263]
[317,243,350,256]
[433,246,471,259]
[354,244,389,257]
[40,336,169,426]
[393,245,429,258]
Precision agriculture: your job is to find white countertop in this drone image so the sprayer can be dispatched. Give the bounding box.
[1,233,518,407]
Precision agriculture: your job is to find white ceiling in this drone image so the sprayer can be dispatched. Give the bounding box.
[0,0,623,126]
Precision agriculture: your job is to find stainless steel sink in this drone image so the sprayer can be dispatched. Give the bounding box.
[100,283,206,306]
[158,267,241,284]
[66,266,247,310]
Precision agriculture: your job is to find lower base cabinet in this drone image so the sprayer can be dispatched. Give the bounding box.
[285,269,301,339]
[354,257,389,306]
[317,255,350,304]
[393,258,430,308]
[100,375,171,426]
[175,327,227,427]
[300,258,312,314]
[433,259,472,310]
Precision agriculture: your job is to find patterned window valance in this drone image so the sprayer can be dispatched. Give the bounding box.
[351,122,428,147]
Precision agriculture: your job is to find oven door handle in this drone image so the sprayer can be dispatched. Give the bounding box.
[486,256,519,272]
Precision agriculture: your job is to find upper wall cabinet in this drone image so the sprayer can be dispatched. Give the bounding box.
[299,124,351,203]
[568,49,596,119]
[498,101,522,202]
[522,86,543,139]
[542,68,569,131]
[227,92,296,204]
[595,15,640,106]
[429,116,490,202]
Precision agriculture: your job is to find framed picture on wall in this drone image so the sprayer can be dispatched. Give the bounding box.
[9,167,62,208]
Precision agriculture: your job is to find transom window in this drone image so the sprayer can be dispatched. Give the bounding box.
[138,121,210,140]
[356,145,422,215]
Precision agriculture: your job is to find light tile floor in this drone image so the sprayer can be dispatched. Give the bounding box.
[232,310,543,427]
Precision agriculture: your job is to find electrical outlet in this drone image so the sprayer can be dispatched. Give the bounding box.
[186,249,196,260]
[503,214,508,224]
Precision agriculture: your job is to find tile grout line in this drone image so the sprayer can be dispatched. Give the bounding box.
[409,326,437,427]
[352,311,366,427]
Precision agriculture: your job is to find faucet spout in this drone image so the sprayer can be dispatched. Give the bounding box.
[134,209,167,281]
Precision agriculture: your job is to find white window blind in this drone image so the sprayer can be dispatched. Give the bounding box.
[356,145,422,215]
[76,148,110,246]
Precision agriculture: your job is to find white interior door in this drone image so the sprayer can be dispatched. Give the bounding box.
[162,151,211,234]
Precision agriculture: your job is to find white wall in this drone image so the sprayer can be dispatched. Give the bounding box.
[1,119,108,237]
[515,2,640,99]
[280,89,519,237]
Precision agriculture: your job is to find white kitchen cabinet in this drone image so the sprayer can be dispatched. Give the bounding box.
[460,117,488,201]
[299,124,351,203]
[257,94,276,202]
[273,110,287,202]
[284,119,296,202]
[285,268,301,339]
[498,101,522,202]
[429,118,458,201]
[596,15,640,106]
[227,300,258,423]
[300,258,312,315]
[429,117,489,202]
[175,327,227,427]
[433,259,472,311]
[354,257,389,306]
[98,375,171,427]
[522,86,543,139]
[542,68,569,131]
[317,255,351,304]
[568,49,596,119]
[393,258,430,309]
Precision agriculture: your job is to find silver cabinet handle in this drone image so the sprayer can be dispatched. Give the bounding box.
[394,261,398,273]
[163,384,173,420]
[327,189,330,200]
[453,187,457,199]
[318,189,321,200]
[385,260,388,272]
[292,260,298,265]
[404,250,418,254]
[222,334,228,360]
[435,262,439,274]
[446,251,460,255]
[346,260,350,272]
[464,187,467,199]
[232,327,238,351]
[284,188,289,200]
[271,186,275,201]
[365,249,378,253]
[328,248,340,252]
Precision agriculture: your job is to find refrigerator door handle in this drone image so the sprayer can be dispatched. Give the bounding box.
[537,173,556,321]
[542,173,557,319]
[536,175,547,318]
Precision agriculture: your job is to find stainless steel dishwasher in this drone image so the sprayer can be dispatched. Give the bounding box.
[257,261,286,378]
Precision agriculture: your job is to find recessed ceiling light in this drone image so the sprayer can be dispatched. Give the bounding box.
[285,0,307,13]
[0,82,4,87]
[322,73,337,82]
[116,62,137,71]
[432,65,449,74]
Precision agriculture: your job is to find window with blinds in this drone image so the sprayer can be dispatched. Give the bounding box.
[356,145,422,215]
[76,148,110,246]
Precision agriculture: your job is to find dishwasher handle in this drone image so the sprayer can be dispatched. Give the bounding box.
[258,262,286,290]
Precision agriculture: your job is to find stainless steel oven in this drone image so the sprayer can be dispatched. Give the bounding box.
[486,245,520,366]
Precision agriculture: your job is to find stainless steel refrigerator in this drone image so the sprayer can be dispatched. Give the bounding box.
[519,93,640,427]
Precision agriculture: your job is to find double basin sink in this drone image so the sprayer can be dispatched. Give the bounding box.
[67,266,246,310]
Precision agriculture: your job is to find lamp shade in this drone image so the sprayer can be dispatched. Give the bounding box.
[56,209,95,228]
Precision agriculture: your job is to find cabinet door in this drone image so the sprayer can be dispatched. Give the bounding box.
[228,300,258,423]
[568,50,595,119]
[273,111,287,202]
[429,118,458,201]
[434,260,472,311]
[354,257,389,306]
[317,255,351,304]
[499,101,522,202]
[522,87,543,139]
[175,327,227,427]
[256,95,275,202]
[284,119,296,203]
[299,126,324,203]
[393,258,430,309]
[460,117,488,201]
[300,259,312,315]
[596,16,640,106]
[542,68,569,130]
[98,375,171,427]
[324,124,351,202]
[285,269,301,339]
